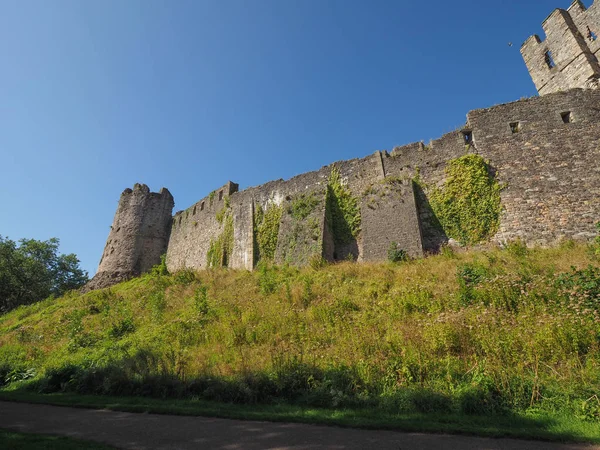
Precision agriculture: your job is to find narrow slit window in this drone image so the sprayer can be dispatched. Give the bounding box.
[219,190,223,201]
[561,111,573,123]
[510,122,520,133]
[462,130,473,145]
[201,201,205,211]
[193,205,197,215]
[544,51,556,69]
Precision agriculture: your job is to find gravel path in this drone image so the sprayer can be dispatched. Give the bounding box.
[0,400,597,450]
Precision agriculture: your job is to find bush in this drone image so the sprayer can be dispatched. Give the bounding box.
[388,242,408,263]
[456,262,489,306]
[109,317,136,338]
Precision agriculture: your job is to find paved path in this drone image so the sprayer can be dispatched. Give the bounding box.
[0,401,597,450]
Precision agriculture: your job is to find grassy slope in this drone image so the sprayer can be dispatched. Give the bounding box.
[0,243,599,442]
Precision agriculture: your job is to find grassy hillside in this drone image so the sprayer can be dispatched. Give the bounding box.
[1,241,599,441]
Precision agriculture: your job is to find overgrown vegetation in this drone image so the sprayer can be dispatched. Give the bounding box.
[326,167,361,246]
[254,204,283,263]
[426,154,502,246]
[1,242,600,441]
[289,192,320,220]
[387,242,408,263]
[277,191,323,266]
[0,236,88,313]
[207,214,234,268]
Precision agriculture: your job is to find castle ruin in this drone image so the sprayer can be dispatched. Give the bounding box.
[86,1,600,291]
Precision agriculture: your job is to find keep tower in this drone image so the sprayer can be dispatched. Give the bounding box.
[521,0,600,95]
[84,183,174,291]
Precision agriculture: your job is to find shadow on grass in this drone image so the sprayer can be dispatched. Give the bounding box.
[1,387,598,445]
[0,428,116,450]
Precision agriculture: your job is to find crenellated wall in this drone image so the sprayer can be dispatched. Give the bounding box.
[521,0,600,95]
[89,88,600,289]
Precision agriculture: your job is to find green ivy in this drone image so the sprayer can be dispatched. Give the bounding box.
[254,204,283,262]
[326,166,361,245]
[428,154,502,246]
[289,192,320,220]
[207,213,234,268]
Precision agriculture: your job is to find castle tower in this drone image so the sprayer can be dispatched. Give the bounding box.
[521,0,600,95]
[84,183,174,291]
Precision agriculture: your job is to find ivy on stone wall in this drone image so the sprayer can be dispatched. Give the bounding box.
[254,204,283,262]
[207,213,234,268]
[428,154,502,246]
[289,192,320,220]
[326,166,361,246]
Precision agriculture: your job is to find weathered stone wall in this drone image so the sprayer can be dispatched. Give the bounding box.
[85,184,174,291]
[568,0,600,65]
[521,1,600,95]
[382,133,469,252]
[360,179,423,261]
[275,187,328,266]
[91,88,600,289]
[166,182,238,272]
[468,88,600,245]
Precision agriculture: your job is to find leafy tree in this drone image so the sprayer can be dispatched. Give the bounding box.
[0,236,88,313]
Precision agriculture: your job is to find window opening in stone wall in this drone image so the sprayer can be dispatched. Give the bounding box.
[219,190,223,201]
[201,201,205,211]
[462,130,473,145]
[510,122,520,133]
[544,51,556,69]
[587,26,598,41]
[193,205,197,215]
[561,111,573,123]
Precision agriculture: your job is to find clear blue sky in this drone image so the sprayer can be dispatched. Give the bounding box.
[0,0,575,275]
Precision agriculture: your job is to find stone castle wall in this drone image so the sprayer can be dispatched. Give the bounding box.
[88,88,600,290]
[85,1,600,291]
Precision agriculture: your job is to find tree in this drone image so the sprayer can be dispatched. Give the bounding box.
[0,236,88,313]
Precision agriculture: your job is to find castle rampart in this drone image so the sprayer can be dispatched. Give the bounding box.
[88,88,600,289]
[86,3,600,291]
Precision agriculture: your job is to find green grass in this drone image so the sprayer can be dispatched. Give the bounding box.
[0,428,117,449]
[1,390,598,444]
[1,242,599,443]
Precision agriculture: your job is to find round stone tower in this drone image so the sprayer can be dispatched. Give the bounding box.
[85,183,174,291]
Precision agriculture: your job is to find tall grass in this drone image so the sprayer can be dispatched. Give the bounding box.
[0,243,599,424]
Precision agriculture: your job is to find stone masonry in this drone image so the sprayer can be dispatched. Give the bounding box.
[85,184,174,291]
[86,2,600,290]
[521,0,600,95]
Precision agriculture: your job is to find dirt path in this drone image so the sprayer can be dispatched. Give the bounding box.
[0,400,597,450]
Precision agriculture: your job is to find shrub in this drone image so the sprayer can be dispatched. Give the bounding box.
[151,254,169,277]
[174,269,196,286]
[388,242,408,263]
[109,317,135,338]
[506,239,528,258]
[456,262,488,305]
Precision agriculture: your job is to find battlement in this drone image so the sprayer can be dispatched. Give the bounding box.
[86,3,600,291]
[521,1,600,95]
